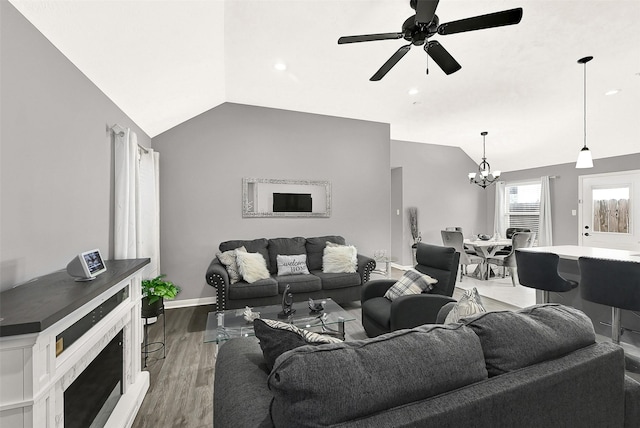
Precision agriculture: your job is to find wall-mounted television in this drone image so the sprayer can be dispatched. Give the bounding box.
[66,249,107,281]
[273,193,312,213]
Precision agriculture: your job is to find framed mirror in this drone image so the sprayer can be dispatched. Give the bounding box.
[242,178,331,218]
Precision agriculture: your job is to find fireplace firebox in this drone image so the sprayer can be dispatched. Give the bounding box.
[64,330,123,428]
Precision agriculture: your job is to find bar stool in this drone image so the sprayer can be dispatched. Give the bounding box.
[515,250,578,303]
[578,256,640,372]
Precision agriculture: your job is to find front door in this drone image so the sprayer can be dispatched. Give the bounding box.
[578,170,640,251]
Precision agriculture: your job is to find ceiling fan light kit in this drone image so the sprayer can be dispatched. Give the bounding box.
[337,0,523,81]
[576,56,594,169]
[469,131,500,189]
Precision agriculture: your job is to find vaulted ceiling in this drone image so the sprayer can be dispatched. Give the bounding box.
[9,0,640,172]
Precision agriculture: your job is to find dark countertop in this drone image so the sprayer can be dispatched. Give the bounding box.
[0,259,150,337]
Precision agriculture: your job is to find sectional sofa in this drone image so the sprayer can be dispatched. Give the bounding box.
[213,304,640,427]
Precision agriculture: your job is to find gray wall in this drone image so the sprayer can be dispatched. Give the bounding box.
[391,140,488,265]
[486,153,640,245]
[0,1,151,292]
[151,103,391,303]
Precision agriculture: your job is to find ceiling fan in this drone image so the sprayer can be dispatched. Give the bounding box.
[337,0,523,81]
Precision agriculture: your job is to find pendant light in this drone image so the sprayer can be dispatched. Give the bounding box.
[576,56,594,169]
[468,131,500,188]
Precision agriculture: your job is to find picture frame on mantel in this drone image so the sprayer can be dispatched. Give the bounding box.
[242,177,331,218]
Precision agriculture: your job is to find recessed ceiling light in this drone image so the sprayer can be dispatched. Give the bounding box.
[408,88,419,95]
[274,62,287,71]
[605,89,620,96]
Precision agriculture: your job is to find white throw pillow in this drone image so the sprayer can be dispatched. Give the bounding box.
[235,250,271,283]
[277,254,310,276]
[445,287,487,324]
[216,246,246,284]
[384,269,438,301]
[322,245,357,273]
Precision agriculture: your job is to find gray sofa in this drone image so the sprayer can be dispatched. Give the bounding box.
[206,236,376,311]
[214,304,640,427]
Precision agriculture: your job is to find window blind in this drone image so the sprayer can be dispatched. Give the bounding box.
[505,182,541,239]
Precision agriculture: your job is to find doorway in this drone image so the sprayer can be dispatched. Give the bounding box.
[578,170,640,250]
[391,167,405,265]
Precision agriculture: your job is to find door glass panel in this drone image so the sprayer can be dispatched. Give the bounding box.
[592,186,630,233]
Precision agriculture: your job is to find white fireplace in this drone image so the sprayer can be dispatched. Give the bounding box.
[0,260,149,428]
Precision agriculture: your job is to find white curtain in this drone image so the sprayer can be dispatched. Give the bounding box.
[538,175,553,246]
[493,181,506,238]
[114,127,160,278]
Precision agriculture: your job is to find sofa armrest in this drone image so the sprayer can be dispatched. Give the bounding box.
[390,294,457,330]
[361,279,396,303]
[206,258,229,311]
[214,338,272,428]
[357,254,376,284]
[624,375,640,428]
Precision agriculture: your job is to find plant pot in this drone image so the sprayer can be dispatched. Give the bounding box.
[141,296,164,319]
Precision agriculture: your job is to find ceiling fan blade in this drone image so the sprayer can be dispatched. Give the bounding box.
[338,33,403,44]
[426,40,461,75]
[437,8,523,35]
[370,45,411,81]
[414,0,439,25]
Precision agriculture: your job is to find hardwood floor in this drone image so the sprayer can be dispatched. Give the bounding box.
[132,304,217,428]
[131,271,640,426]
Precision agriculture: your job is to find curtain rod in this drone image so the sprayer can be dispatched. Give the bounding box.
[107,123,149,153]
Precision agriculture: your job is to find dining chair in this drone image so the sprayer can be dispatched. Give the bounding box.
[440,230,484,282]
[495,227,531,255]
[446,227,477,255]
[486,232,536,286]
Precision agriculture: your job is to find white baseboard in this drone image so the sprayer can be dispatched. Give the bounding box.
[164,296,216,309]
[390,262,411,271]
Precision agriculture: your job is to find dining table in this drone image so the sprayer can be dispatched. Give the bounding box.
[463,237,512,279]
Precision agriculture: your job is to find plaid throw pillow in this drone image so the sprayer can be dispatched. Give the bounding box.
[384,269,438,301]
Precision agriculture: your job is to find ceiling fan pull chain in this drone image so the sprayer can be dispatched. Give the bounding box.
[426,50,430,75]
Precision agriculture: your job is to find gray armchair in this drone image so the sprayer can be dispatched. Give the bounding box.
[361,243,460,337]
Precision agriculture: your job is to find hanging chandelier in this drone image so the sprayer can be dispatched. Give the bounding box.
[468,131,501,188]
[575,56,594,169]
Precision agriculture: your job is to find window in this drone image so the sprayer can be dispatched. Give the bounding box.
[592,186,630,233]
[504,181,541,238]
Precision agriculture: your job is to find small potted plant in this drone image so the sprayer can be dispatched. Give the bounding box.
[141,274,180,318]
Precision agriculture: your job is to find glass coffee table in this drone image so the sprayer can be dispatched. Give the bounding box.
[204,298,356,345]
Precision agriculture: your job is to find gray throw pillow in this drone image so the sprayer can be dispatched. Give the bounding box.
[216,245,246,284]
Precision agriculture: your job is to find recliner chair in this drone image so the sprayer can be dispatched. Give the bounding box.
[361,243,460,337]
